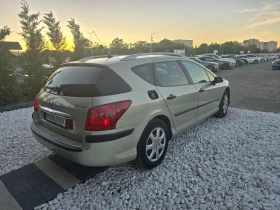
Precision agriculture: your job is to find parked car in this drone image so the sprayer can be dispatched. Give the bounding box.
[222,55,245,66]
[188,57,220,72]
[30,53,230,169]
[42,64,55,76]
[243,55,266,64]
[197,54,236,67]
[198,56,233,70]
[233,55,249,64]
[272,59,280,70]
[266,55,279,61]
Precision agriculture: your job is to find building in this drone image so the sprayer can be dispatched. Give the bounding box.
[243,39,278,52]
[0,41,22,51]
[173,39,193,48]
[243,39,260,48]
[259,41,278,52]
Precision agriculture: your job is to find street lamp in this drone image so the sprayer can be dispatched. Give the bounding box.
[150,32,156,53]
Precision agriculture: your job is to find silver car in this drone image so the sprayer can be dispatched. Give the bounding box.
[31,53,230,169]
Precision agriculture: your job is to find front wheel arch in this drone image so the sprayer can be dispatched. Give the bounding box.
[225,87,230,105]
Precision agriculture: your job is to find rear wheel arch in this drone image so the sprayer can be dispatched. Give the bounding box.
[151,115,173,140]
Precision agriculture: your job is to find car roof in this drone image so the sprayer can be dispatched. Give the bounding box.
[75,53,187,65]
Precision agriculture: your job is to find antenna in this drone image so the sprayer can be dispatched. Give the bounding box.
[91,30,112,58]
[92,31,102,46]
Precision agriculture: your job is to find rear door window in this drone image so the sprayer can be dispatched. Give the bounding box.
[44,66,102,97]
[154,61,189,87]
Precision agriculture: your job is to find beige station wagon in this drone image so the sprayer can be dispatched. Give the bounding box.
[31,53,230,169]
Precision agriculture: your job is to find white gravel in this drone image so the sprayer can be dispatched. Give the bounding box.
[1,108,280,209]
[35,108,280,210]
[0,108,51,176]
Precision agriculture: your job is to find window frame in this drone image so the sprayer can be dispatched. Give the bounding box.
[131,63,155,85]
[152,60,192,87]
[178,60,212,84]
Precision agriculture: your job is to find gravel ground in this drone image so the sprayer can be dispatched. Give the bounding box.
[33,108,280,210]
[218,62,280,113]
[0,107,51,176]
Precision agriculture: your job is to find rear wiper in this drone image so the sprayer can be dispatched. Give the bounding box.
[45,86,62,94]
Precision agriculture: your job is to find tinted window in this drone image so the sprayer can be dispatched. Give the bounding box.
[155,61,189,87]
[205,57,215,61]
[44,66,102,97]
[95,68,131,96]
[132,63,154,84]
[181,61,210,83]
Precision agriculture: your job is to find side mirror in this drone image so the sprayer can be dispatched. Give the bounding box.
[213,76,223,85]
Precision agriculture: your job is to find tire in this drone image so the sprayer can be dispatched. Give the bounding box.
[207,65,215,72]
[222,63,230,70]
[253,60,259,64]
[215,91,229,118]
[243,59,248,65]
[135,119,170,169]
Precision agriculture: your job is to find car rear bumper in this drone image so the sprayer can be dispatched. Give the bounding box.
[30,121,147,167]
[272,65,280,70]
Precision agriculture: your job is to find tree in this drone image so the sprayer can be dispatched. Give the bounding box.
[197,43,208,54]
[43,11,66,51]
[0,26,20,105]
[0,26,10,41]
[67,18,91,59]
[18,0,46,99]
[128,41,150,54]
[43,11,67,69]
[109,38,128,54]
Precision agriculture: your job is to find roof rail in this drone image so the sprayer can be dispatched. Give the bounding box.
[79,55,119,62]
[120,52,185,61]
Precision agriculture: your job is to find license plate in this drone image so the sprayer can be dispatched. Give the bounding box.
[45,113,66,127]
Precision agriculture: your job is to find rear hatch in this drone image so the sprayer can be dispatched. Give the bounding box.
[38,65,103,142]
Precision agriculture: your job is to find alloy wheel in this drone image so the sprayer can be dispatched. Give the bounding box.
[146,127,166,162]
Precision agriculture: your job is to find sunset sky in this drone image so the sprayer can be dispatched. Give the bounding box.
[0,0,279,51]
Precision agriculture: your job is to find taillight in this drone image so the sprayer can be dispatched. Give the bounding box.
[85,100,132,131]
[34,94,39,111]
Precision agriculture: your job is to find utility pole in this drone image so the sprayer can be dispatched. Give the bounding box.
[150,32,156,53]
[88,31,94,56]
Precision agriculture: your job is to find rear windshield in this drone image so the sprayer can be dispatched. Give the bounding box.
[44,66,102,97]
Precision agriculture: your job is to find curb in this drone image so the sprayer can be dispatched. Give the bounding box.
[0,101,33,113]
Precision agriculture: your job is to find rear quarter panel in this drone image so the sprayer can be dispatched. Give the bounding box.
[107,62,173,129]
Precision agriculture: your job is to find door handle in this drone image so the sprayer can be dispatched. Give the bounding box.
[167,94,176,100]
[199,89,205,93]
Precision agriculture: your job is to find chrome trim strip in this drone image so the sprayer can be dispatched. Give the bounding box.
[40,106,73,119]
